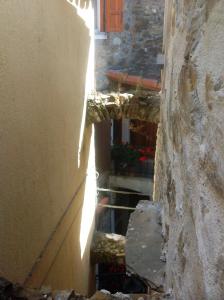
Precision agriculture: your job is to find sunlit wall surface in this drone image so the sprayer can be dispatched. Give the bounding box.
[0,0,96,294]
[80,126,97,259]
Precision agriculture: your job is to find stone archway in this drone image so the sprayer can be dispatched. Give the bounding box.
[87,91,160,125]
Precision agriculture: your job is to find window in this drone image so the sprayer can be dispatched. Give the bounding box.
[95,0,123,33]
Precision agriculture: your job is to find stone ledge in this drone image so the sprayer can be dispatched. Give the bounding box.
[87,92,160,125]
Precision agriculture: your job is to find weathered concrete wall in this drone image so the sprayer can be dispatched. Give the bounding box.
[95,0,164,90]
[0,0,95,294]
[154,0,224,299]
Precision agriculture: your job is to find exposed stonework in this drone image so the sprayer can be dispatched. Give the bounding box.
[154,0,224,299]
[95,0,164,90]
[90,232,125,264]
[87,91,160,124]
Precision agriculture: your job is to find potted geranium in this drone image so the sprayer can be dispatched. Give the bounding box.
[137,146,155,177]
[111,143,140,173]
[111,143,155,176]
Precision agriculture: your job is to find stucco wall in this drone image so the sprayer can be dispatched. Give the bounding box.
[0,0,96,294]
[154,0,224,299]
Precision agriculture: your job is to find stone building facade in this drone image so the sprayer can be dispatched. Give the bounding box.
[154,0,224,299]
[95,0,164,90]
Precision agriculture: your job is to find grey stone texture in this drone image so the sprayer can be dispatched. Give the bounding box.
[95,0,164,90]
[154,0,224,299]
[126,201,165,288]
[87,91,160,124]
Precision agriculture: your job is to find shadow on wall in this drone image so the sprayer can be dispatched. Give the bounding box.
[70,0,91,8]
[43,127,97,295]
[0,0,96,295]
[67,0,95,168]
[25,126,96,295]
[67,0,93,34]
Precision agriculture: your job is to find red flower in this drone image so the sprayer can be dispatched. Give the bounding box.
[139,156,148,161]
[143,146,155,156]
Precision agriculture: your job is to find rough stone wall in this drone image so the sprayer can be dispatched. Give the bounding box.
[154,0,224,299]
[95,0,164,90]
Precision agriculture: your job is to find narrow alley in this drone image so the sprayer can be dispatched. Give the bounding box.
[0,1,224,300]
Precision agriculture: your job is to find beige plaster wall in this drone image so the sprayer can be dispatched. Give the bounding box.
[0,0,96,294]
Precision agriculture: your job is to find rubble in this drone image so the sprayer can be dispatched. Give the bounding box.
[0,278,167,300]
[0,277,87,300]
[91,232,126,264]
[90,290,164,300]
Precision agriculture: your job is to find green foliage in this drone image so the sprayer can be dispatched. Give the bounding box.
[111,143,141,164]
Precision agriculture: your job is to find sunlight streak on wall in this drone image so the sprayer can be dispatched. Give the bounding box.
[66,0,97,258]
[80,125,97,258]
[78,37,95,167]
[67,0,93,30]
[67,0,95,167]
